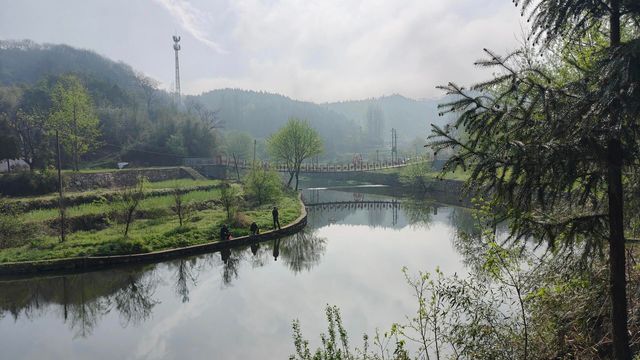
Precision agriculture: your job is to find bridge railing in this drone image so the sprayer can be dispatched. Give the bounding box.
[184,157,423,172]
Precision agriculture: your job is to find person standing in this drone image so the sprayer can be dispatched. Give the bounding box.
[272,206,281,230]
[220,224,230,241]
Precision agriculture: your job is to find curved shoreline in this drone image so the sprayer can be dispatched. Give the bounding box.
[0,196,308,276]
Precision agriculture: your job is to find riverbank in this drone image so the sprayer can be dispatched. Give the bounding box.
[0,177,305,271]
[0,194,307,276]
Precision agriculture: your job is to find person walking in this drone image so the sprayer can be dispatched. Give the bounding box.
[272,206,281,230]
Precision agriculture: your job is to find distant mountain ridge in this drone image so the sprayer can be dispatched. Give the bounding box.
[0,40,451,158]
[325,94,448,143]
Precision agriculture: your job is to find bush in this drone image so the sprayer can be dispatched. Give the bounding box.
[95,237,151,255]
[0,170,59,196]
[244,166,282,205]
[0,214,38,249]
[399,162,432,192]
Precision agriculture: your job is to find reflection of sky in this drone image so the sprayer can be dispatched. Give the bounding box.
[0,189,472,359]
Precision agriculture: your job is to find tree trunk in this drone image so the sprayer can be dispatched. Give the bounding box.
[607,2,631,358]
[608,139,631,360]
[295,171,300,191]
[232,153,240,181]
[5,159,10,173]
[287,171,294,188]
[73,102,79,171]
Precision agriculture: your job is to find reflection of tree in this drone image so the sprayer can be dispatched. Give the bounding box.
[220,249,244,286]
[279,230,327,274]
[448,207,480,238]
[401,199,436,227]
[67,276,109,338]
[367,206,386,226]
[172,258,199,303]
[0,266,161,338]
[111,271,158,327]
[450,210,485,271]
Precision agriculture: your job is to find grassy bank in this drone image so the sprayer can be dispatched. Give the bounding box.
[0,183,302,263]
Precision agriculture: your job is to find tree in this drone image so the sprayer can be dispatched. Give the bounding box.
[268,118,322,190]
[135,72,159,117]
[1,85,51,171]
[0,131,18,173]
[186,100,222,130]
[219,182,241,222]
[224,131,253,161]
[111,177,146,237]
[429,1,640,357]
[244,166,282,205]
[366,104,385,146]
[49,75,100,171]
[171,184,192,227]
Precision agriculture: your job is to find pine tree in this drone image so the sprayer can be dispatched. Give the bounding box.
[430,1,639,358]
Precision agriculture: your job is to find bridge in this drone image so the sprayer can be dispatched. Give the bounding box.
[304,200,401,210]
[184,157,422,174]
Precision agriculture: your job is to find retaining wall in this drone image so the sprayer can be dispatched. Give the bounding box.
[64,167,195,192]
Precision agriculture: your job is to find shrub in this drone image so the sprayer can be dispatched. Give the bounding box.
[0,170,59,196]
[0,213,38,249]
[95,237,151,255]
[244,166,282,205]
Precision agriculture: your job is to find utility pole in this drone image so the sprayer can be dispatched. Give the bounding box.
[391,128,398,164]
[253,139,257,168]
[56,130,65,242]
[172,35,182,103]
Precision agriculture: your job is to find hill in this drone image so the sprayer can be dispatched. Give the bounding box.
[325,94,450,145]
[190,89,363,158]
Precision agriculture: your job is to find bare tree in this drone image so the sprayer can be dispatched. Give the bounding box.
[186,100,223,130]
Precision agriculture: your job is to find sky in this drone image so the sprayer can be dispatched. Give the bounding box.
[0,0,525,102]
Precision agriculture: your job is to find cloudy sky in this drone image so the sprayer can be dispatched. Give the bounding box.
[0,0,525,102]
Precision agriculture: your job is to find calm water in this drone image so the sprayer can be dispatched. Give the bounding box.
[0,187,475,359]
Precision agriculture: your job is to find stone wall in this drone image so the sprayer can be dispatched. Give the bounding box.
[64,167,194,192]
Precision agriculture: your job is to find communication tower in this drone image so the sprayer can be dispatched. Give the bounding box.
[172,35,181,100]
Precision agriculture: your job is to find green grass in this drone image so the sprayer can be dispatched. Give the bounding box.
[0,190,302,263]
[21,188,223,222]
[5,178,220,207]
[427,168,469,181]
[61,166,183,174]
[143,178,219,189]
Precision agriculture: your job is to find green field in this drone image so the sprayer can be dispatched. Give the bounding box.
[0,180,302,264]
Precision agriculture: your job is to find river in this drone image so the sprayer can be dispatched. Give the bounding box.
[0,186,476,359]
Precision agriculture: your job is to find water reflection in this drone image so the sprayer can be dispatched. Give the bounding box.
[280,229,326,273]
[0,268,159,338]
[0,187,480,359]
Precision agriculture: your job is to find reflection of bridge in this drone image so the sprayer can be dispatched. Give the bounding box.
[304,200,400,225]
[304,200,400,209]
[185,157,423,173]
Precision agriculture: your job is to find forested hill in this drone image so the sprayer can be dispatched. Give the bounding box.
[0,40,445,166]
[0,40,142,93]
[190,89,363,157]
[325,94,448,143]
[0,40,213,169]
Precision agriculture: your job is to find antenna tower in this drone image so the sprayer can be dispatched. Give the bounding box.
[172,35,181,100]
